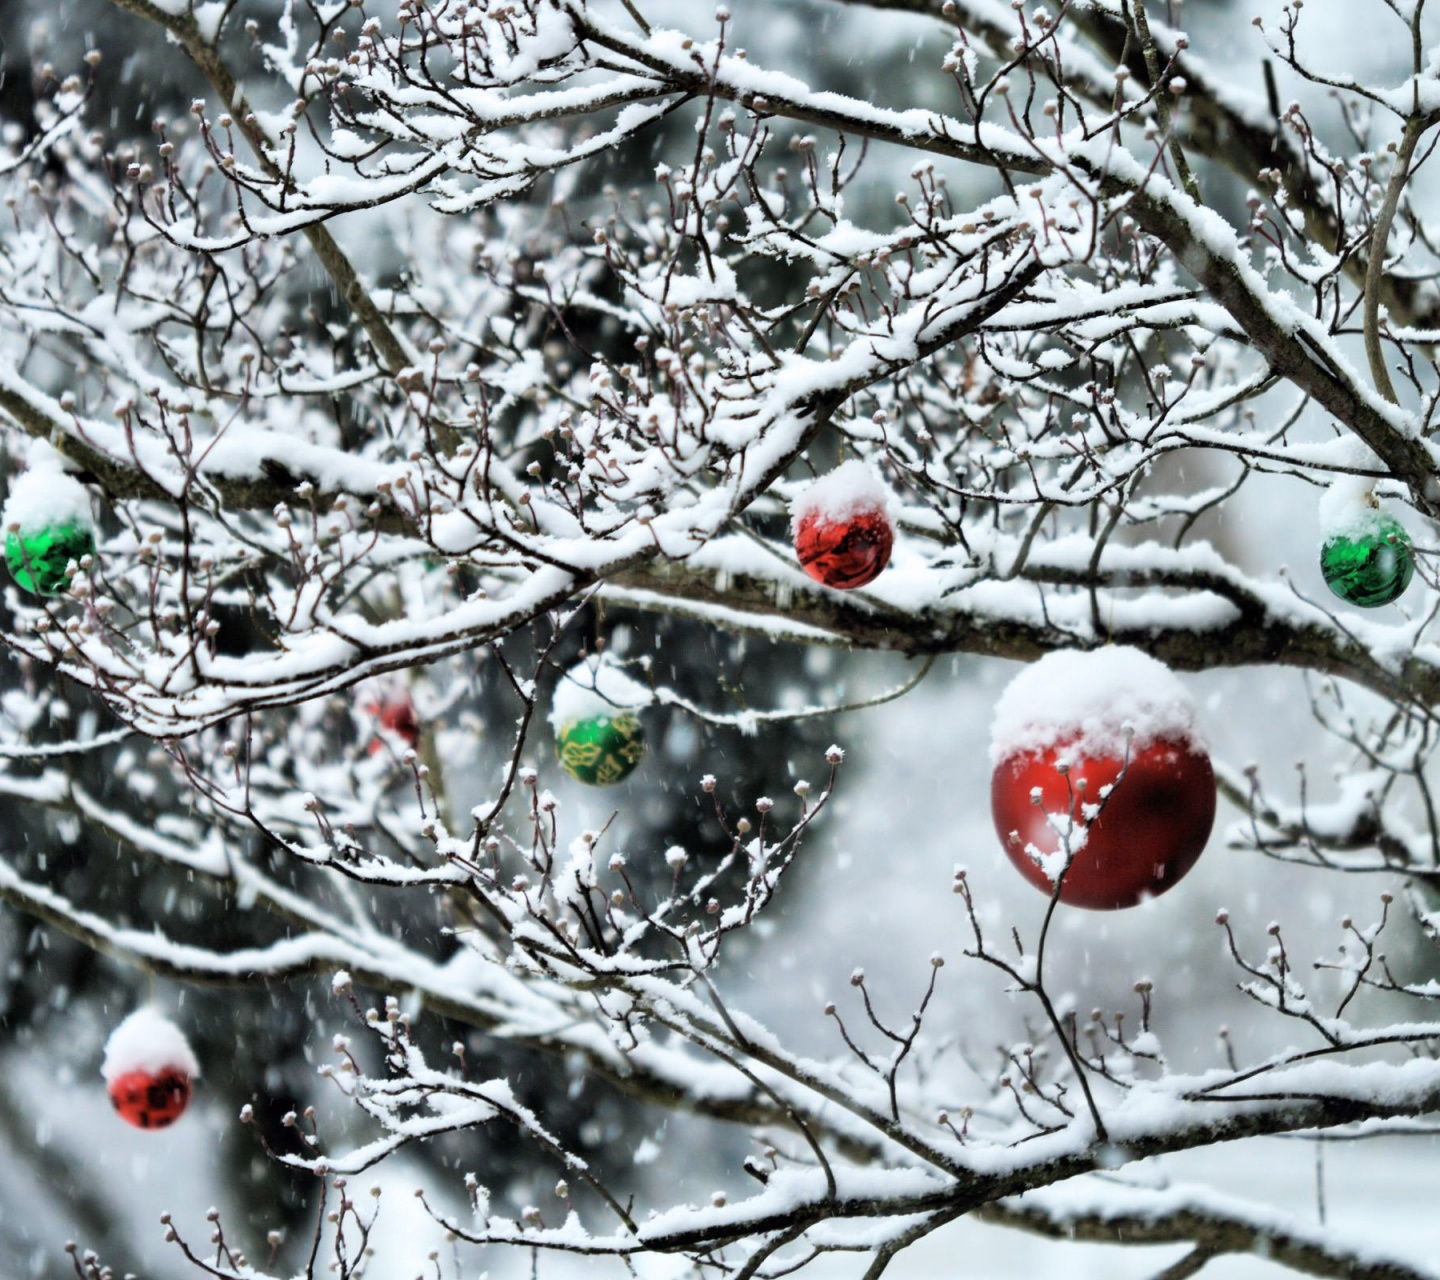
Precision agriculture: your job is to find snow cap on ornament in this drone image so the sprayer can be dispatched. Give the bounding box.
[3,444,96,597]
[102,1007,199,1131]
[550,656,651,786]
[1318,478,1413,609]
[989,646,1207,763]
[989,646,1215,911]
[790,461,895,590]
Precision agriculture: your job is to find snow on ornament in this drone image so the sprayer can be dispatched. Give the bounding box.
[550,658,650,786]
[989,647,1216,911]
[1318,483,1413,609]
[2,461,95,597]
[101,1007,199,1131]
[790,461,895,590]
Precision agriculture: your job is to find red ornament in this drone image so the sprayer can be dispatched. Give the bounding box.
[107,1067,193,1130]
[794,506,894,589]
[991,736,1215,910]
[363,689,420,754]
[790,462,895,590]
[101,1007,199,1131]
[989,647,1216,911]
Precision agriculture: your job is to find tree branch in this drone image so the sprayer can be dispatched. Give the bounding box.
[979,1177,1439,1280]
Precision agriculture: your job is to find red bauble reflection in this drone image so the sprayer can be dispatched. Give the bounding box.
[793,506,894,590]
[108,1067,193,1130]
[991,736,1215,910]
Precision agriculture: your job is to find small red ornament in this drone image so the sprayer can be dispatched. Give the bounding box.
[989,647,1216,911]
[361,687,420,754]
[790,462,895,590]
[107,1067,193,1130]
[101,1007,199,1131]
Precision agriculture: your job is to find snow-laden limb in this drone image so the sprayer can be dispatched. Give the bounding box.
[979,1176,1440,1280]
[0,855,370,983]
[1219,757,1437,878]
[0,64,95,180]
[607,534,1440,709]
[0,734,898,1148]
[244,941,1440,1277]
[99,0,422,384]
[1217,671,1440,894]
[0,359,398,514]
[0,844,795,1131]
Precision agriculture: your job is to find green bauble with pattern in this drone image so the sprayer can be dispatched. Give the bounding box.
[1321,514,1414,608]
[556,713,646,786]
[6,519,96,597]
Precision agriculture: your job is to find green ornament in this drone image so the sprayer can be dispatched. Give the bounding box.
[555,712,646,786]
[1320,514,1414,608]
[5,519,96,597]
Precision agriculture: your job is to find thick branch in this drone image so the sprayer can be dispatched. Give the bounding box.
[980,1179,1438,1280]
[0,361,405,524]
[1116,170,1440,510]
[604,552,1440,708]
[1365,116,1426,404]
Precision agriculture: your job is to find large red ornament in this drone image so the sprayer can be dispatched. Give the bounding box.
[988,647,1216,910]
[991,736,1215,910]
[791,462,895,590]
[107,1067,193,1130]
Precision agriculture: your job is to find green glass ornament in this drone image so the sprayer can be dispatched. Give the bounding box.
[5,519,96,597]
[1320,514,1414,608]
[555,712,646,786]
